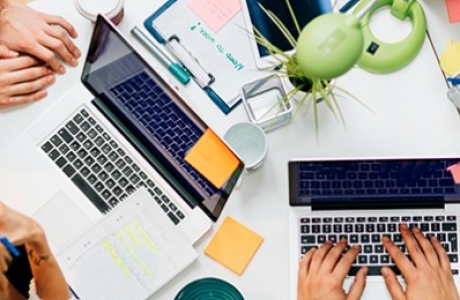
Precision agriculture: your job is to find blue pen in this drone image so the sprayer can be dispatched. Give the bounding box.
[0,237,20,258]
[131,26,191,85]
[447,77,460,85]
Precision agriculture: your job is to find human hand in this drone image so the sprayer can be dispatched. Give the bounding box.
[382,224,460,300]
[0,244,10,297]
[0,202,44,246]
[0,1,80,74]
[297,240,368,300]
[0,52,55,108]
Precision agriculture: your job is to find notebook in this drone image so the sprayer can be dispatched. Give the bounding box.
[0,14,244,252]
[288,157,460,300]
[56,187,197,300]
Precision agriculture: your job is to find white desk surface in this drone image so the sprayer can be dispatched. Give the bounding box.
[1,0,460,299]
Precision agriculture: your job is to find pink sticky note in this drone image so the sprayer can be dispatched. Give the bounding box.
[445,0,460,23]
[188,0,241,32]
[447,163,460,183]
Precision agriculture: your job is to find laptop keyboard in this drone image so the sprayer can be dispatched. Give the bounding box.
[297,160,456,197]
[41,107,186,225]
[298,214,459,275]
[109,71,217,197]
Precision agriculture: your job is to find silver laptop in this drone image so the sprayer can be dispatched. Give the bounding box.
[0,14,244,250]
[288,157,460,299]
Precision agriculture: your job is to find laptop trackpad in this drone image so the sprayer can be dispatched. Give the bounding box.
[33,191,93,251]
[343,277,405,300]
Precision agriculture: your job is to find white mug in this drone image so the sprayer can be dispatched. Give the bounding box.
[224,122,268,172]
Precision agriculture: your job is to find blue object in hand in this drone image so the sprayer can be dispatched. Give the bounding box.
[0,237,20,258]
[447,77,460,85]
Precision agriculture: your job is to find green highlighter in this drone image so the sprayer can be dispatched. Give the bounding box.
[131,26,191,85]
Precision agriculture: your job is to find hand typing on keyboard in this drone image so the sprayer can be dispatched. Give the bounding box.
[297,224,460,300]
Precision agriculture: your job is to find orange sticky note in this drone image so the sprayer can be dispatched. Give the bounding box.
[447,163,460,183]
[446,0,460,23]
[185,129,239,189]
[204,216,264,275]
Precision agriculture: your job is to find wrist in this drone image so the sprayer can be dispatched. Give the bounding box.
[25,224,47,249]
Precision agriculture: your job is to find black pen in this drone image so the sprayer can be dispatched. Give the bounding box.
[131,26,190,85]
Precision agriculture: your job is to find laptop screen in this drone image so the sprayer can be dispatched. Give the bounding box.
[81,15,244,221]
[289,158,460,209]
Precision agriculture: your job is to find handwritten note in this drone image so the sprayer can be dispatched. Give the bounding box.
[188,0,242,32]
[205,216,264,275]
[185,129,239,189]
[446,0,460,23]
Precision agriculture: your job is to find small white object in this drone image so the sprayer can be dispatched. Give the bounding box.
[224,122,268,171]
[75,0,125,25]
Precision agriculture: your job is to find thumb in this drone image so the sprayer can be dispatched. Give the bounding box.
[381,267,406,300]
[0,45,18,58]
[347,266,367,300]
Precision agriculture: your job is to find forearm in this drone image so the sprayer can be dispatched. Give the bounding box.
[25,233,70,300]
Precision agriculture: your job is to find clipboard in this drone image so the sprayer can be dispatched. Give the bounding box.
[143,0,260,114]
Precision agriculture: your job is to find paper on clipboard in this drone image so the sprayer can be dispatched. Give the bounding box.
[144,0,263,111]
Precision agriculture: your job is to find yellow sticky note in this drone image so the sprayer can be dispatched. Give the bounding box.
[440,39,460,76]
[204,216,264,275]
[185,129,239,189]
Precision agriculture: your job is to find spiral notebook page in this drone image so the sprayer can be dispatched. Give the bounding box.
[56,188,197,300]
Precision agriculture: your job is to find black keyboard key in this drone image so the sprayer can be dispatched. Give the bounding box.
[55,157,67,168]
[108,197,119,207]
[80,121,90,132]
[81,167,90,178]
[41,142,53,153]
[349,266,400,276]
[360,235,370,243]
[48,149,60,161]
[59,144,69,155]
[81,109,89,118]
[94,182,104,192]
[370,255,378,264]
[66,151,77,162]
[101,189,112,200]
[443,223,457,231]
[129,174,141,185]
[358,255,368,264]
[76,132,86,142]
[300,225,310,234]
[74,159,83,170]
[71,174,110,213]
[58,128,74,143]
[87,129,97,139]
[449,254,458,263]
[91,164,102,174]
[62,165,76,177]
[50,135,63,147]
[168,203,177,211]
[73,114,83,124]
[177,211,185,220]
[167,212,180,225]
[90,147,101,158]
[301,235,315,244]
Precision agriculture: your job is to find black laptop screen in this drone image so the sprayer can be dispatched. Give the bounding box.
[81,15,244,221]
[289,158,460,209]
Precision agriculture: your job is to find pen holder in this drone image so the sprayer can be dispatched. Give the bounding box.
[241,74,293,133]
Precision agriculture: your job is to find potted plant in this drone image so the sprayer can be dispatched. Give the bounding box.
[250,1,370,135]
